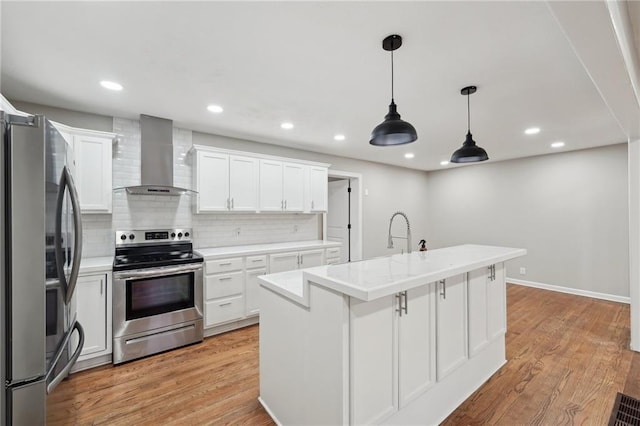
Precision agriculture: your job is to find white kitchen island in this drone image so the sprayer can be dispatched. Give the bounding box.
[258,244,526,426]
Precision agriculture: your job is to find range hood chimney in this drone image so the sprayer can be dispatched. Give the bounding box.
[120,114,195,196]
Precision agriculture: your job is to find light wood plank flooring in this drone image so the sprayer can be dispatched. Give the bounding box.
[48,285,640,425]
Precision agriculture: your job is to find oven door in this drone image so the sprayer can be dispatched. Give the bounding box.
[113,263,203,338]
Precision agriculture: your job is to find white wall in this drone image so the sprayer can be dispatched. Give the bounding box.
[426,144,629,297]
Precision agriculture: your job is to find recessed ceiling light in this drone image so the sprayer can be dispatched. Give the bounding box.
[524,127,540,135]
[281,122,294,130]
[440,160,450,166]
[100,80,123,91]
[207,104,223,113]
[334,134,345,141]
[551,141,565,148]
[404,153,415,159]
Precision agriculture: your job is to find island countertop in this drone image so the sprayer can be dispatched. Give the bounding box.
[260,244,526,304]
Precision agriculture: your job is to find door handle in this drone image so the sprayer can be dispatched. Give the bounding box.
[231,198,234,209]
[395,291,408,316]
[311,200,314,210]
[284,200,287,210]
[439,279,446,299]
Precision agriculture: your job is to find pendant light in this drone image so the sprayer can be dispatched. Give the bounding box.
[450,85,489,163]
[370,34,417,146]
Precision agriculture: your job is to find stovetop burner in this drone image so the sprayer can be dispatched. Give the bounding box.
[113,229,203,271]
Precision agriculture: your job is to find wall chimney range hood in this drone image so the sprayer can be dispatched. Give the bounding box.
[117,114,196,196]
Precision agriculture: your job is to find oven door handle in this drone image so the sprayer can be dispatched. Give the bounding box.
[114,263,203,280]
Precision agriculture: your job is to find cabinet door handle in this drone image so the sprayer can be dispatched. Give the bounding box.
[300,254,303,265]
[100,281,103,295]
[396,293,403,317]
[402,291,408,315]
[219,276,232,281]
[311,200,314,210]
[440,279,446,299]
[231,198,234,209]
[226,198,230,210]
[281,200,284,210]
[219,302,232,307]
[219,262,232,266]
[285,200,287,210]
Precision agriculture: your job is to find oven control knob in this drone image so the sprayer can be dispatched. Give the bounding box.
[120,234,127,241]
[177,232,183,238]
[171,232,176,238]
[184,232,190,237]
[129,234,135,240]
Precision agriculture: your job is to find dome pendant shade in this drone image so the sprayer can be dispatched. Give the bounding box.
[370,34,417,147]
[450,132,489,163]
[370,101,418,146]
[450,85,489,163]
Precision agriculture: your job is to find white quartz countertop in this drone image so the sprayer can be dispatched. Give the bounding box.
[79,256,113,274]
[259,245,526,304]
[196,240,341,259]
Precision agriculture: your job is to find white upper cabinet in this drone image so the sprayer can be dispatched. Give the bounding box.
[259,159,284,212]
[192,145,329,214]
[229,155,258,211]
[282,162,305,212]
[196,150,229,212]
[194,151,259,213]
[74,133,113,213]
[52,122,115,214]
[308,166,328,212]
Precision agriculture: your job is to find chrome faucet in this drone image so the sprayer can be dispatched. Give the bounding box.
[387,211,412,254]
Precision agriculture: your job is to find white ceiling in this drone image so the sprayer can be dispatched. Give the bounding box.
[1,1,636,171]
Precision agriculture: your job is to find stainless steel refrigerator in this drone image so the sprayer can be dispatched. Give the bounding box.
[1,112,85,424]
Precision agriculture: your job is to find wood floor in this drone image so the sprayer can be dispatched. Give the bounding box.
[48,285,640,425]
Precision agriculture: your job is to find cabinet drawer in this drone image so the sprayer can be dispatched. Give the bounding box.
[246,255,267,269]
[326,247,341,258]
[206,271,243,299]
[205,296,245,327]
[205,257,243,274]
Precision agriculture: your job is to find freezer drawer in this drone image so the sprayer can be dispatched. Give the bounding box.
[8,380,45,425]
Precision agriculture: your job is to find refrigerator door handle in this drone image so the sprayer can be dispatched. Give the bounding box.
[54,167,68,298]
[65,167,83,304]
[54,166,83,304]
[45,320,84,394]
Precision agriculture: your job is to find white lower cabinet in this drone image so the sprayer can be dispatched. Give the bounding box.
[245,266,266,316]
[269,249,324,273]
[350,284,436,424]
[204,258,245,328]
[436,273,468,380]
[75,272,111,359]
[204,245,338,334]
[468,263,507,357]
[325,247,341,265]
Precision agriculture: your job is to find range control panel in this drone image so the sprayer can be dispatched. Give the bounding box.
[115,228,193,245]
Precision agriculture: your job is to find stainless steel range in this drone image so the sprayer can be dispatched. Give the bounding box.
[112,228,203,364]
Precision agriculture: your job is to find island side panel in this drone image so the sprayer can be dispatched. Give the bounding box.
[259,283,350,425]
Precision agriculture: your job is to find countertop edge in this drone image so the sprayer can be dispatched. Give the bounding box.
[197,240,342,259]
[79,256,113,275]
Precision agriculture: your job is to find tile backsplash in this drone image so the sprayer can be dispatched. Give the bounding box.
[80,117,320,257]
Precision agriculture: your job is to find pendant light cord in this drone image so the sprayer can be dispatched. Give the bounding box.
[467,92,471,133]
[391,49,395,103]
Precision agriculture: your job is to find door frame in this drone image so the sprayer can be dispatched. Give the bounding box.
[325,170,363,262]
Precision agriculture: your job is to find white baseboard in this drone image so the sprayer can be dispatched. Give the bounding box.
[507,277,630,304]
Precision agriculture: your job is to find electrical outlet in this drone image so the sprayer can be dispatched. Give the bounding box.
[519,267,526,275]
[293,225,298,233]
